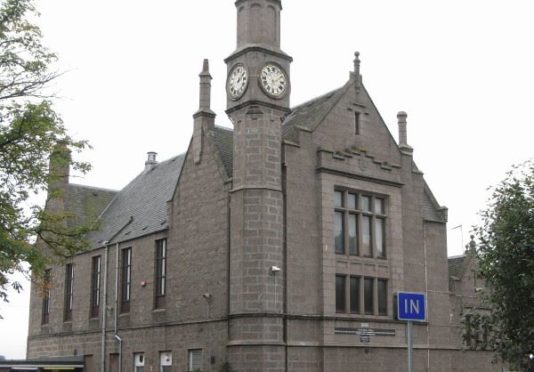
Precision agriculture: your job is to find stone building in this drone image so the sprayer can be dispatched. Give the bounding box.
[26,1,500,371]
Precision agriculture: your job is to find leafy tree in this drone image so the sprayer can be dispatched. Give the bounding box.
[0,0,91,306]
[472,160,534,370]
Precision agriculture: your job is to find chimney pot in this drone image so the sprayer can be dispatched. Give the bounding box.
[145,151,158,170]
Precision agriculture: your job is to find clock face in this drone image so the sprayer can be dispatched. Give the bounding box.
[227,64,248,100]
[260,64,288,98]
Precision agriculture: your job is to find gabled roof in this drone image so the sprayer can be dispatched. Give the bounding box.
[86,154,185,246]
[282,82,350,142]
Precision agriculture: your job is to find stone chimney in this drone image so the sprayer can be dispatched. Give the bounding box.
[47,141,71,213]
[193,59,216,164]
[145,151,158,170]
[397,111,413,155]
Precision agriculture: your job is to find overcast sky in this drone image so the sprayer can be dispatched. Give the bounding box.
[1,0,533,359]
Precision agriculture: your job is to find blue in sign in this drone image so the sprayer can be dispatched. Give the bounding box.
[397,292,426,321]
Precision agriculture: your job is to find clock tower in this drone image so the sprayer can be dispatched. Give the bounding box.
[226,1,291,371]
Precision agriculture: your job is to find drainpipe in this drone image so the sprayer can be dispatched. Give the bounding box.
[114,334,123,372]
[114,242,122,372]
[101,241,110,372]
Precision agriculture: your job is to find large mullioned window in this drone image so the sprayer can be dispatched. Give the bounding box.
[154,239,167,309]
[334,189,387,258]
[336,275,388,316]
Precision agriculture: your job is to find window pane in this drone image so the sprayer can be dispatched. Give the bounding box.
[375,218,385,258]
[364,278,374,315]
[347,193,357,209]
[362,216,372,256]
[348,214,357,255]
[375,198,384,214]
[334,191,343,208]
[189,349,202,371]
[350,277,360,313]
[361,196,371,212]
[378,279,387,315]
[335,275,346,313]
[334,212,344,254]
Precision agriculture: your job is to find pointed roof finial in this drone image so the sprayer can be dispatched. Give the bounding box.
[354,51,361,94]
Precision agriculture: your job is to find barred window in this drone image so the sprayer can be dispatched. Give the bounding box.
[188,349,202,372]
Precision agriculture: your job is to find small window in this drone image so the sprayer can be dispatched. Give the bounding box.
[361,196,371,212]
[355,112,361,135]
[188,349,202,372]
[160,351,172,372]
[362,216,372,257]
[375,218,385,258]
[134,353,145,372]
[347,193,357,209]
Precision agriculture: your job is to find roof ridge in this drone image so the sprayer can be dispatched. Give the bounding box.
[68,183,119,193]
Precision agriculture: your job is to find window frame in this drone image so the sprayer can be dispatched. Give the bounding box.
[120,247,132,313]
[90,255,101,318]
[64,263,74,322]
[334,189,388,259]
[154,239,167,309]
[188,349,202,372]
[41,269,51,324]
[335,275,388,316]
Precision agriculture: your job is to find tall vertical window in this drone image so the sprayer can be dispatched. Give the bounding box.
[334,189,387,258]
[120,248,132,313]
[335,275,346,313]
[350,276,360,313]
[90,256,101,318]
[155,239,167,309]
[64,263,74,321]
[378,279,388,315]
[42,269,51,324]
[188,349,202,372]
[364,277,374,315]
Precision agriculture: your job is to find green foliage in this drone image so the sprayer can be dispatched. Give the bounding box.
[0,0,91,306]
[473,160,534,370]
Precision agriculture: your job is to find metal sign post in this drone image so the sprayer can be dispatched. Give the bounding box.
[397,292,427,372]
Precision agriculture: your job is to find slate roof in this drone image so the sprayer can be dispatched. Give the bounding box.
[282,82,350,143]
[210,125,234,177]
[65,184,117,228]
[448,255,466,278]
[86,154,185,247]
